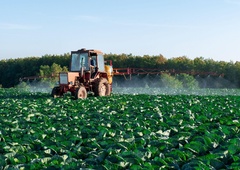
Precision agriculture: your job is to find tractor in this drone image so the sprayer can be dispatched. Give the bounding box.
[51,48,113,99]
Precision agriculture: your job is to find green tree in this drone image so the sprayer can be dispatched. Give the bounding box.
[176,73,199,89]
[194,57,206,71]
[39,63,68,80]
[39,65,51,78]
[160,73,183,88]
[38,63,68,87]
[166,56,194,72]
[233,62,240,87]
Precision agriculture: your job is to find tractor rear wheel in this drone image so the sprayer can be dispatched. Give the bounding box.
[51,87,61,98]
[94,78,110,96]
[75,86,87,99]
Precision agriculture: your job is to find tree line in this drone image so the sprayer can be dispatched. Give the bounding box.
[0,54,70,88]
[0,53,240,88]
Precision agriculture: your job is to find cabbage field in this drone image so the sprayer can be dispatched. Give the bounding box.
[0,88,240,169]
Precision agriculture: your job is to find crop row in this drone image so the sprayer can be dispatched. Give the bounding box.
[0,88,240,169]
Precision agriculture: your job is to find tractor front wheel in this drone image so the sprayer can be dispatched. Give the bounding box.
[51,87,62,98]
[94,78,110,97]
[75,86,87,99]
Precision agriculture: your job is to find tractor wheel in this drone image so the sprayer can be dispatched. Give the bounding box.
[94,78,110,97]
[51,87,61,98]
[75,86,87,99]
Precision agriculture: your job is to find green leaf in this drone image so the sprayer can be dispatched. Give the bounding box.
[184,141,208,155]
[211,157,223,167]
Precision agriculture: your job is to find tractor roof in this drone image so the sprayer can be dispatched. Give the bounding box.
[72,48,103,55]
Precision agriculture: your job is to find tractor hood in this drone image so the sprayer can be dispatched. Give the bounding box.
[59,72,79,85]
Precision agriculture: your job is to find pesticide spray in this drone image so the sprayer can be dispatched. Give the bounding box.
[17,79,55,94]
[112,74,240,96]
[16,74,240,96]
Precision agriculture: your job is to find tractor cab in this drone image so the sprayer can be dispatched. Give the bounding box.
[70,49,105,78]
[52,48,113,99]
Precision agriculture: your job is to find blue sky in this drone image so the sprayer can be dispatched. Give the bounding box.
[1,0,240,62]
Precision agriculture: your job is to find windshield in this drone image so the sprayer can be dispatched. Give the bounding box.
[70,52,89,71]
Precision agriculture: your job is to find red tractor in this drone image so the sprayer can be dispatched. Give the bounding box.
[51,48,113,99]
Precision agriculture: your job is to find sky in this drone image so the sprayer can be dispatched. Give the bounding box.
[0,0,240,62]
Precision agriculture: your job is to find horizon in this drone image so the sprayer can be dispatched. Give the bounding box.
[1,0,240,62]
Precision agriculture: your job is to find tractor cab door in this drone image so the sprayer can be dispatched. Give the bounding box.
[90,55,97,78]
[90,56,96,67]
[89,53,104,75]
